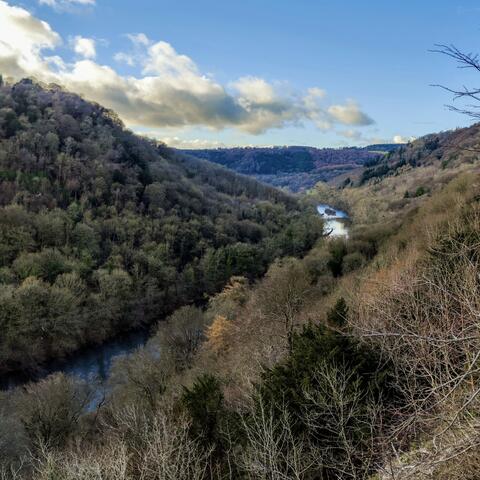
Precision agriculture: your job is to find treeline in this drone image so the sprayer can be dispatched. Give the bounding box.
[0,79,323,376]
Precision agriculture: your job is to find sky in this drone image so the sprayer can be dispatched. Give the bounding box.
[1,0,480,148]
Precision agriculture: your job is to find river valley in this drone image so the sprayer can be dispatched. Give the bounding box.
[1,204,350,403]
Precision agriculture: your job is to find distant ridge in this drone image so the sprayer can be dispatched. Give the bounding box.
[180,144,401,191]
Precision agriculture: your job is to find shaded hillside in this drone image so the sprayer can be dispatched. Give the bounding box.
[181,145,400,192]
[0,79,323,375]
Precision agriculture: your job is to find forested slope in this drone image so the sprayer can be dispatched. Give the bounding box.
[0,79,322,375]
[313,122,480,224]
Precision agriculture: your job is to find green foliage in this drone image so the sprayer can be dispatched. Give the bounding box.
[342,251,366,273]
[258,324,392,421]
[0,80,321,375]
[327,239,347,277]
[182,374,224,445]
[415,185,428,197]
[327,297,348,328]
[257,323,397,477]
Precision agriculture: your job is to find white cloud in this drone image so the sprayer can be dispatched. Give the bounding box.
[71,35,96,59]
[126,33,150,47]
[328,101,374,126]
[337,130,398,146]
[114,51,135,66]
[339,129,362,140]
[0,1,375,136]
[155,136,227,149]
[393,135,416,144]
[233,76,277,105]
[303,87,327,110]
[0,0,60,79]
[39,0,95,10]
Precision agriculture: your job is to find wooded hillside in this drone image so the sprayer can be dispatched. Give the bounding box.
[0,79,322,375]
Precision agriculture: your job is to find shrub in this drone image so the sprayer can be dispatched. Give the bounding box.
[327,297,348,328]
[342,251,366,274]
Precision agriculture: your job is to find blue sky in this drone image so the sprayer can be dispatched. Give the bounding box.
[1,0,480,148]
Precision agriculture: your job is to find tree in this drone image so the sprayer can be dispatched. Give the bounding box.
[257,323,395,478]
[155,305,206,369]
[182,374,224,445]
[433,44,480,120]
[256,258,313,351]
[109,349,173,411]
[17,373,91,450]
[327,297,348,328]
[205,315,233,354]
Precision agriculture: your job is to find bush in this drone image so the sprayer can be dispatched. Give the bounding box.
[327,297,348,328]
[415,185,428,197]
[327,239,347,277]
[342,251,366,274]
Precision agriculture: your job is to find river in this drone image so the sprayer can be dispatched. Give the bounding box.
[317,204,349,237]
[0,329,150,391]
[1,203,349,400]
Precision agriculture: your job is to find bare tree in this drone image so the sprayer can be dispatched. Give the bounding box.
[235,399,316,480]
[432,44,480,119]
[255,258,313,352]
[302,362,383,480]
[31,407,212,480]
[353,211,480,478]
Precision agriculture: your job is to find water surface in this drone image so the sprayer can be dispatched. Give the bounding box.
[317,204,349,237]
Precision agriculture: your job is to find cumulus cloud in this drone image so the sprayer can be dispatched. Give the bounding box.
[71,36,96,59]
[0,1,375,135]
[0,0,60,79]
[393,135,416,144]
[233,76,277,105]
[328,101,374,126]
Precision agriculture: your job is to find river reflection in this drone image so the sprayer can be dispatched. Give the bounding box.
[317,204,349,238]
